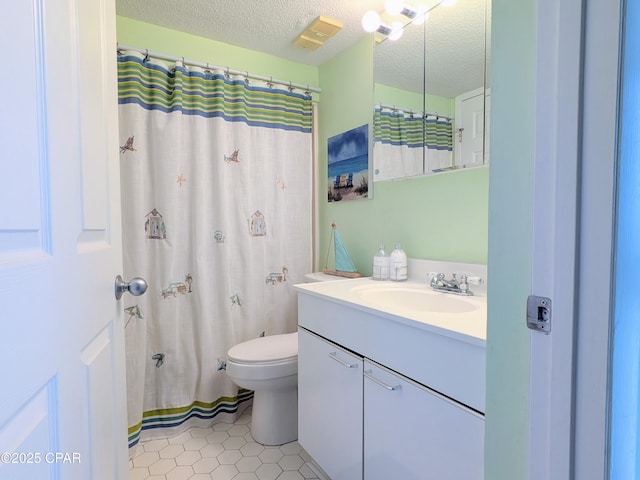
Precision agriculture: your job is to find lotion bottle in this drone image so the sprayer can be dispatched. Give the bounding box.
[373,243,389,280]
[389,243,408,281]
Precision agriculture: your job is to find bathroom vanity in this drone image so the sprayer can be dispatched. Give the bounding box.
[295,261,487,480]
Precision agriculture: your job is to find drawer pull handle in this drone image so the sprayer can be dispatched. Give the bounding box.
[328,352,358,368]
[364,370,402,391]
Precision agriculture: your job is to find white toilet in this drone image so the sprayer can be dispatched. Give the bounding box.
[225,272,339,445]
[226,332,298,445]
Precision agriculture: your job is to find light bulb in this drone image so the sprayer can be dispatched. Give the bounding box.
[362,11,382,32]
[384,0,405,16]
[388,21,404,41]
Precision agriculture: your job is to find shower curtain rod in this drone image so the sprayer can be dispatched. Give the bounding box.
[117,43,322,94]
[377,102,454,121]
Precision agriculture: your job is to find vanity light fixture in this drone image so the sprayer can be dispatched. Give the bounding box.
[377,24,394,36]
[362,11,396,36]
[362,15,403,41]
[362,11,382,32]
[362,0,456,39]
[384,0,418,19]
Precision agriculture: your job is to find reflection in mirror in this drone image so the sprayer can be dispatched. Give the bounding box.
[372,0,490,182]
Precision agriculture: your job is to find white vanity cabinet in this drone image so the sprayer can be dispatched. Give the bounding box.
[295,274,487,480]
[363,360,484,480]
[298,328,363,480]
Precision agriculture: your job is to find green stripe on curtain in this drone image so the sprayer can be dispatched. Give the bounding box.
[374,107,453,151]
[117,53,312,133]
[127,390,253,448]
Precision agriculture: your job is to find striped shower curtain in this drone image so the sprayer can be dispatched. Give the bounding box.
[117,50,312,454]
[373,105,453,180]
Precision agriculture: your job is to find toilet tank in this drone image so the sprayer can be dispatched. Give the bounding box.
[303,272,346,283]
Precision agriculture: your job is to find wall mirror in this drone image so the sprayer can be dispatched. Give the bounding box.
[372,0,491,182]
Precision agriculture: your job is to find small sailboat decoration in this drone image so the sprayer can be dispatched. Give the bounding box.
[323,222,361,278]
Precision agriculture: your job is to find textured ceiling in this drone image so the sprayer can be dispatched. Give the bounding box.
[115,0,489,99]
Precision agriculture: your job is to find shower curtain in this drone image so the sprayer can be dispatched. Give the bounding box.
[117,50,312,452]
[373,105,453,180]
[424,113,454,171]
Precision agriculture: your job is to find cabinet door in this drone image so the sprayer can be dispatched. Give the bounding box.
[364,360,484,480]
[298,327,363,480]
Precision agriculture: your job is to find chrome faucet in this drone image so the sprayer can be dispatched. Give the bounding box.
[429,273,474,296]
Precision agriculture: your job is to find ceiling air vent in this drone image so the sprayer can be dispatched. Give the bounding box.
[294,16,343,51]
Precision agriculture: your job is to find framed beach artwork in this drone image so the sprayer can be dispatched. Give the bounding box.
[327,123,371,202]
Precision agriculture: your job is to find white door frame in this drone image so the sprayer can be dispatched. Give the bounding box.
[529,0,621,478]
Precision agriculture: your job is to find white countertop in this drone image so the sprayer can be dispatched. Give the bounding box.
[294,276,487,345]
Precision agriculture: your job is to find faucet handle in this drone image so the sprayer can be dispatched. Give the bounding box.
[465,276,484,285]
[459,275,469,293]
[428,272,443,287]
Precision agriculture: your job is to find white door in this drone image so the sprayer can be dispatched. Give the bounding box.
[0,0,128,479]
[455,88,485,167]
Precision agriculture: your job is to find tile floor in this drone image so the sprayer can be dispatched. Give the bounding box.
[129,409,325,480]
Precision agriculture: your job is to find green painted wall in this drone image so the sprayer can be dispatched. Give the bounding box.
[484,1,535,479]
[319,43,488,276]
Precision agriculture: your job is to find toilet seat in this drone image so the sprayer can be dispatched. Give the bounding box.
[228,332,297,365]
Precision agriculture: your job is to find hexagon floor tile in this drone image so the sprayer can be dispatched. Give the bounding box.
[129,410,325,480]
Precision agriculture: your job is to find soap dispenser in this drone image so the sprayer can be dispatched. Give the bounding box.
[389,243,408,281]
[373,242,390,281]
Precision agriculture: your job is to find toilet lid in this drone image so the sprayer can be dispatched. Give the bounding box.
[228,332,298,364]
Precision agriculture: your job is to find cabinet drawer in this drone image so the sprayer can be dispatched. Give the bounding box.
[298,328,363,480]
[363,360,484,480]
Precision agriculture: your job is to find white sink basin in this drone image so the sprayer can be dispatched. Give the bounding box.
[350,284,478,314]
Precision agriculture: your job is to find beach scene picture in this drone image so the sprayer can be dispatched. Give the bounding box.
[327,124,370,202]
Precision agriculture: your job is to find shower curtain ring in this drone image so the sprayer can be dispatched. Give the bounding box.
[143,49,149,62]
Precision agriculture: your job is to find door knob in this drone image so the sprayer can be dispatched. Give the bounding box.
[115,275,148,300]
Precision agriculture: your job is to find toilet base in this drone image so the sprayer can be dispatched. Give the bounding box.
[250,386,298,445]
